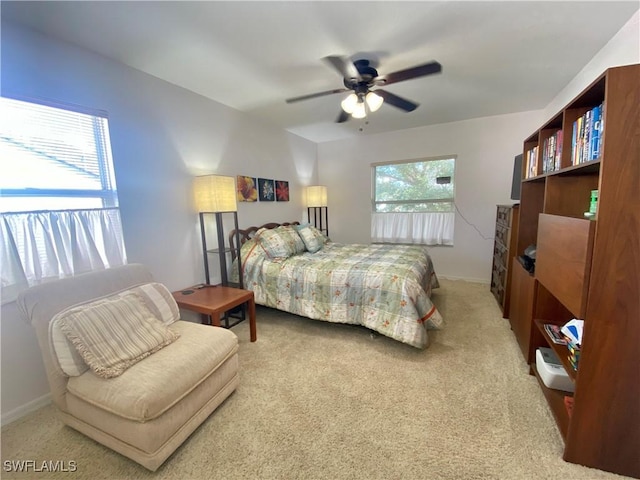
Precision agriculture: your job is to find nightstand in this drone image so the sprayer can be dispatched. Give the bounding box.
[172,285,256,342]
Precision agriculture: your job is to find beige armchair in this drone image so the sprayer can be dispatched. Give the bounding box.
[17,264,239,471]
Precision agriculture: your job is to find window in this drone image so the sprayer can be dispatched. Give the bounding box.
[371,156,455,246]
[0,96,127,303]
[373,157,455,212]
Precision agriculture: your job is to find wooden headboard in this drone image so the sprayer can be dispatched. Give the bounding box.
[229,222,300,261]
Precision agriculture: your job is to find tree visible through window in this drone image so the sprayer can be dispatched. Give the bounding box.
[371,156,456,246]
[373,157,455,213]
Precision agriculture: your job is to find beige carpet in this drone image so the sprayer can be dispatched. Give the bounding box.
[1,279,631,480]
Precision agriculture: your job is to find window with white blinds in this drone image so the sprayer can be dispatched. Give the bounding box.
[0,96,127,304]
[0,96,118,212]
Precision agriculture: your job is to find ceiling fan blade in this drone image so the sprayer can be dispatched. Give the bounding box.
[376,89,419,112]
[323,55,362,82]
[286,88,349,104]
[336,110,350,123]
[381,61,442,86]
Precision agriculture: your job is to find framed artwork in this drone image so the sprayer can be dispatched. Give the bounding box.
[237,175,258,202]
[276,180,289,202]
[258,178,275,201]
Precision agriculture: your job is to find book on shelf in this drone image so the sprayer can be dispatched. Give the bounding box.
[555,131,563,171]
[542,130,563,173]
[544,323,568,345]
[591,104,602,160]
[582,109,592,163]
[571,103,604,165]
[525,146,538,178]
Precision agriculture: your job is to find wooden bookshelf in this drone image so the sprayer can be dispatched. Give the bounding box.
[508,64,640,478]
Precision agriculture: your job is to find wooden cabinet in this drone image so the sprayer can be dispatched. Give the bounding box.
[490,204,519,316]
[509,64,639,478]
[508,258,536,360]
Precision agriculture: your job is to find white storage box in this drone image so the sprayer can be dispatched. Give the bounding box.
[536,348,575,392]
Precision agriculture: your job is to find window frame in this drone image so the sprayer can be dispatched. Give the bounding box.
[371,155,457,213]
[0,94,127,304]
[0,94,118,213]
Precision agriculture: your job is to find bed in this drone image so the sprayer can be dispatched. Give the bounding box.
[229,222,443,348]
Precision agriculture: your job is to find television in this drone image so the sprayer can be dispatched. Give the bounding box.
[510,154,523,201]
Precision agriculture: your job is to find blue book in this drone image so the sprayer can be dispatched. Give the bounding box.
[591,104,602,160]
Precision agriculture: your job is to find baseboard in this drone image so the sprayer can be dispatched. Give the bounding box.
[438,275,490,284]
[1,393,52,427]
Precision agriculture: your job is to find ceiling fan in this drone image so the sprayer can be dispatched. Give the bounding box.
[285,55,442,123]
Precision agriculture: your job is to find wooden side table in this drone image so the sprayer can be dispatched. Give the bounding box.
[172,286,256,342]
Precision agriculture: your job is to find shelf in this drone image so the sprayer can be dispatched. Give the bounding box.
[206,248,232,254]
[523,159,600,182]
[531,362,572,441]
[510,64,640,478]
[533,319,577,381]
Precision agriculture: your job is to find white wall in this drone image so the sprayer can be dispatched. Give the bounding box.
[317,9,640,284]
[0,23,317,422]
[317,111,542,282]
[1,9,638,423]
[542,11,640,120]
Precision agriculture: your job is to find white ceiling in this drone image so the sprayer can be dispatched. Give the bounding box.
[3,1,638,143]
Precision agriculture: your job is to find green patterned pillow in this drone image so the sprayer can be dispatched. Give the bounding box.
[296,224,323,253]
[256,228,295,260]
[276,225,306,254]
[310,225,329,245]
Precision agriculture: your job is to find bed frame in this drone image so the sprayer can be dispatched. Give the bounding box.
[229,221,299,261]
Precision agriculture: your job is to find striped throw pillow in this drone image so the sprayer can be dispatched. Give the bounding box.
[57,292,180,379]
[50,282,180,376]
[131,282,180,325]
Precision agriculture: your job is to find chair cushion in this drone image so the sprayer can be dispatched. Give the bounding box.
[66,321,238,422]
[57,292,180,379]
[50,282,180,377]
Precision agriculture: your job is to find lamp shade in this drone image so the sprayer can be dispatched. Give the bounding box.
[193,175,237,212]
[306,185,327,207]
[341,93,358,114]
[352,100,366,119]
[366,91,384,112]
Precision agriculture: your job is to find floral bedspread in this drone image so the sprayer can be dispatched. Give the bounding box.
[239,241,444,348]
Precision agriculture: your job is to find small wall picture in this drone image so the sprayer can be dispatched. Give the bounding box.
[275,180,289,202]
[237,175,258,202]
[258,178,275,202]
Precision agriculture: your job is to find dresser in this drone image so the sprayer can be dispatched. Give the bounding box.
[490,204,519,316]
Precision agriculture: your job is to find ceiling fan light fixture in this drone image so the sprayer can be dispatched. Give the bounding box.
[352,100,367,119]
[366,91,383,112]
[340,93,358,114]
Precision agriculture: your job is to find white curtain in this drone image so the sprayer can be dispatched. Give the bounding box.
[0,208,127,304]
[371,212,455,246]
